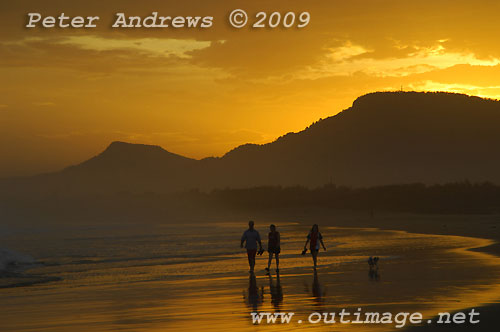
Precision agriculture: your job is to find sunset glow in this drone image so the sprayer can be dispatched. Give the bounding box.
[2,0,500,176]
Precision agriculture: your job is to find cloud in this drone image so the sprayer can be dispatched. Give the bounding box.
[326,42,370,62]
[58,36,213,59]
[302,40,500,79]
[0,35,232,85]
[32,101,56,107]
[408,81,500,100]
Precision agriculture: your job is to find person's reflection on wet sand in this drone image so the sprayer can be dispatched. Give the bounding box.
[312,270,326,305]
[268,273,283,310]
[243,272,264,312]
[304,270,326,310]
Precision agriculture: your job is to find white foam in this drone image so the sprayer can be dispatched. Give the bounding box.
[0,247,36,271]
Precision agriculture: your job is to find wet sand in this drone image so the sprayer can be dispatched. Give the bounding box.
[366,214,500,332]
[271,211,500,332]
[318,212,500,332]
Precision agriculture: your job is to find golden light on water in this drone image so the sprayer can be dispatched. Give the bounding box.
[4,226,500,332]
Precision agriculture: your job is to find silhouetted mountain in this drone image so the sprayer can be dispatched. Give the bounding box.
[3,91,500,197]
[61,141,199,193]
[214,91,500,188]
[2,141,201,197]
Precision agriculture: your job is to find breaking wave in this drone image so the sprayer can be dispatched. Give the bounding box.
[0,247,36,272]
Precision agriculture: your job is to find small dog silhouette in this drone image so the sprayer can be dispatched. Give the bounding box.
[368,256,379,269]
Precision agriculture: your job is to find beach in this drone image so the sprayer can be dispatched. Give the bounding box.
[3,1,500,332]
[2,215,500,331]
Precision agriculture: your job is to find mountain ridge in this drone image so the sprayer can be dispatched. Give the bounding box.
[3,91,500,197]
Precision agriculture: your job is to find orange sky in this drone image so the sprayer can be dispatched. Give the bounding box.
[1,0,500,177]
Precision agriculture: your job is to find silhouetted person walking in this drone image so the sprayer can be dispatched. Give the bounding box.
[266,224,280,273]
[241,221,262,273]
[303,224,326,269]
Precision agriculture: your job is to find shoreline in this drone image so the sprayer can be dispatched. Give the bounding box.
[229,209,500,331]
[312,211,500,332]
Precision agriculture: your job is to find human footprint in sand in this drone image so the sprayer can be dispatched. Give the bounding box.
[241,221,262,273]
[303,224,326,269]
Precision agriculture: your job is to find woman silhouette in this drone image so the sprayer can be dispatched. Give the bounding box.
[303,224,326,269]
[266,224,280,273]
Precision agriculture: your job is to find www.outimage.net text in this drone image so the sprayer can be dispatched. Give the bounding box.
[251,308,480,328]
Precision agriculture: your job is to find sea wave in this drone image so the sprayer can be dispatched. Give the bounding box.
[0,247,36,272]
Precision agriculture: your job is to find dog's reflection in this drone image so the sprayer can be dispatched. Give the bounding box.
[368,256,380,281]
[369,268,380,281]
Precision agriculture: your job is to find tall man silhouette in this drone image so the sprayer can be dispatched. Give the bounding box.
[241,220,262,273]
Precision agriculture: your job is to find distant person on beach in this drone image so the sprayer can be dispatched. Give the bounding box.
[241,221,262,273]
[303,224,326,269]
[266,224,280,273]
